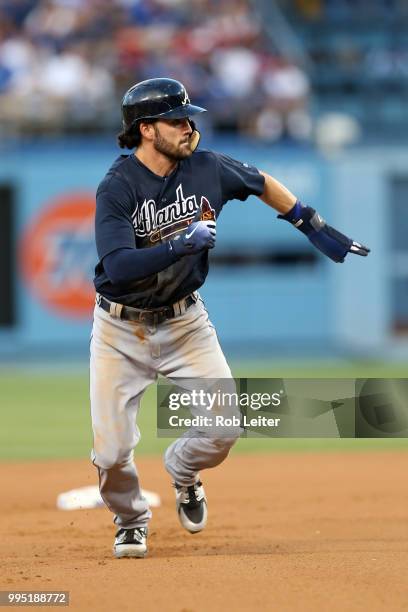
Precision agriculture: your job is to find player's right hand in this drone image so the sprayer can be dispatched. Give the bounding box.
[171,220,216,256]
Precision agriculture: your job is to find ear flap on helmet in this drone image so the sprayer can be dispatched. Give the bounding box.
[188,119,201,152]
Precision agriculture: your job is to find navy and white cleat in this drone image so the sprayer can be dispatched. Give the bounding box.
[174,479,208,534]
[113,527,148,558]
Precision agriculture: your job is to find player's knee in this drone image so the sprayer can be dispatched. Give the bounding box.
[213,426,241,452]
[92,448,134,470]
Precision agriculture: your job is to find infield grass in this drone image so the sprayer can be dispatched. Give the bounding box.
[0,360,407,461]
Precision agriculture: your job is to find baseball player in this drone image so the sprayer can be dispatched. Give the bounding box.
[90,78,369,558]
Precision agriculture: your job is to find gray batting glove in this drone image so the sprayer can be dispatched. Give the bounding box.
[171,220,216,256]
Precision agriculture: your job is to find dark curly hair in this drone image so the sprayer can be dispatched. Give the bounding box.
[117,119,156,149]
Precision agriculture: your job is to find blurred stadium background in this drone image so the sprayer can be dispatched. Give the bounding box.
[1,0,407,460]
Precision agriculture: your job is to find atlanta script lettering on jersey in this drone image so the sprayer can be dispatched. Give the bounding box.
[131,184,214,240]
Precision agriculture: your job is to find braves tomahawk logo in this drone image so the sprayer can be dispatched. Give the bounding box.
[132,184,215,243]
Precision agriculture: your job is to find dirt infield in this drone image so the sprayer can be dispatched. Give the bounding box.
[1,452,408,611]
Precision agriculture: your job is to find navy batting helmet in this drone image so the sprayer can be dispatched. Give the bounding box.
[121,78,206,131]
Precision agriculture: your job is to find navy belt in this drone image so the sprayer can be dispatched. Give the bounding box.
[97,293,196,325]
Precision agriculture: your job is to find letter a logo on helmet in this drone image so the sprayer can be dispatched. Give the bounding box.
[121,78,206,131]
[181,89,189,106]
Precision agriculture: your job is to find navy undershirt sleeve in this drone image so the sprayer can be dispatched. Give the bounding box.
[103,244,181,285]
[95,178,136,260]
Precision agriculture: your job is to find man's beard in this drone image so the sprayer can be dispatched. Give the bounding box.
[153,125,192,161]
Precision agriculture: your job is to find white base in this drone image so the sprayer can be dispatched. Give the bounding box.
[57,485,161,511]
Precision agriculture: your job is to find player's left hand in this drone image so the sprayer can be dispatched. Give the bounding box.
[171,220,216,257]
[278,201,370,263]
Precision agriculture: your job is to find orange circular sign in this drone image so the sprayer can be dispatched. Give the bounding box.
[20,192,96,319]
